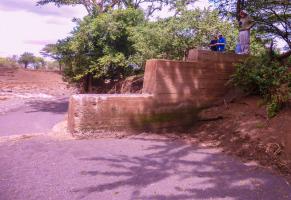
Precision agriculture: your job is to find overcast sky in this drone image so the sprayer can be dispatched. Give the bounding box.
[0,0,209,58]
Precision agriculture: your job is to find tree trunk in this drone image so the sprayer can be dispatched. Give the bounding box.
[236,0,245,21]
[277,50,291,62]
[83,73,93,93]
[269,39,275,61]
[58,62,62,71]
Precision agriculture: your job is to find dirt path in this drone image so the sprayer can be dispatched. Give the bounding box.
[0,67,73,136]
[0,134,291,200]
[0,98,68,136]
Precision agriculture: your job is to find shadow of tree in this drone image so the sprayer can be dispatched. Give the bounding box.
[72,136,291,199]
[24,98,68,114]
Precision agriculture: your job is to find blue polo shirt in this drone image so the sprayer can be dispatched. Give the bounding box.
[217,37,226,51]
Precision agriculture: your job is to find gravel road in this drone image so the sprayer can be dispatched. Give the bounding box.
[0,134,291,200]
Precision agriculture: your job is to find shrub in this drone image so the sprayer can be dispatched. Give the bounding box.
[0,57,19,68]
[231,54,291,118]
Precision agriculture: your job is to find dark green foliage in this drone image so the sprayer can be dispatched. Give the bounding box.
[209,0,291,50]
[18,52,35,68]
[56,8,145,90]
[18,52,46,69]
[231,54,291,117]
[33,57,46,69]
[45,8,240,91]
[130,9,238,63]
[37,0,198,17]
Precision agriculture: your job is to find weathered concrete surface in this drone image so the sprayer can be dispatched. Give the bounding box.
[1,134,291,200]
[142,60,235,106]
[186,49,247,63]
[143,49,247,107]
[68,94,155,136]
[68,50,246,135]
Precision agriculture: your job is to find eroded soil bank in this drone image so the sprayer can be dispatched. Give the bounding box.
[171,96,291,179]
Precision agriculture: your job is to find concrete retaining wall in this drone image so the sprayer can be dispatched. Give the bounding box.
[68,49,246,136]
[68,94,155,136]
[186,49,246,63]
[143,59,235,107]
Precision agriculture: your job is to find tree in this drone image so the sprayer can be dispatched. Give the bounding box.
[36,0,198,17]
[37,0,113,15]
[46,8,245,93]
[33,57,46,69]
[249,1,290,50]
[129,9,240,64]
[41,44,63,70]
[208,0,245,20]
[52,8,145,92]
[209,0,291,55]
[9,55,18,63]
[18,52,35,68]
[46,61,62,70]
[18,53,46,69]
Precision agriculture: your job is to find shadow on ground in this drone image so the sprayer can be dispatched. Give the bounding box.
[1,134,291,199]
[25,98,68,114]
[71,136,291,200]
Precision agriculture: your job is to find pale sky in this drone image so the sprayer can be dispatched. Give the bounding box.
[0,0,210,58]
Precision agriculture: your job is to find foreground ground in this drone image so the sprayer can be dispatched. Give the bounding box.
[0,97,68,136]
[1,133,291,200]
[1,67,291,199]
[0,67,72,135]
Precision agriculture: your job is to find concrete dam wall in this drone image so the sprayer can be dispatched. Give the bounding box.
[68,50,246,137]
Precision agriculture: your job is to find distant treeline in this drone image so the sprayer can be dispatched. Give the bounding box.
[0,53,60,71]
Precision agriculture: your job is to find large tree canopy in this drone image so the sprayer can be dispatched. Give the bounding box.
[18,52,35,68]
[39,0,287,92]
[129,8,240,64]
[37,0,197,16]
[52,8,145,91]
[209,0,291,51]
[37,0,119,15]
[42,8,248,92]
[18,52,46,69]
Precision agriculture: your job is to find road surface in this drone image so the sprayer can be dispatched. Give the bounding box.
[0,98,68,136]
[0,134,291,200]
[1,97,291,200]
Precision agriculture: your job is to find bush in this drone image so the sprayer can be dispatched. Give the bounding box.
[0,57,19,68]
[231,54,291,118]
[60,8,145,90]
[47,8,242,92]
